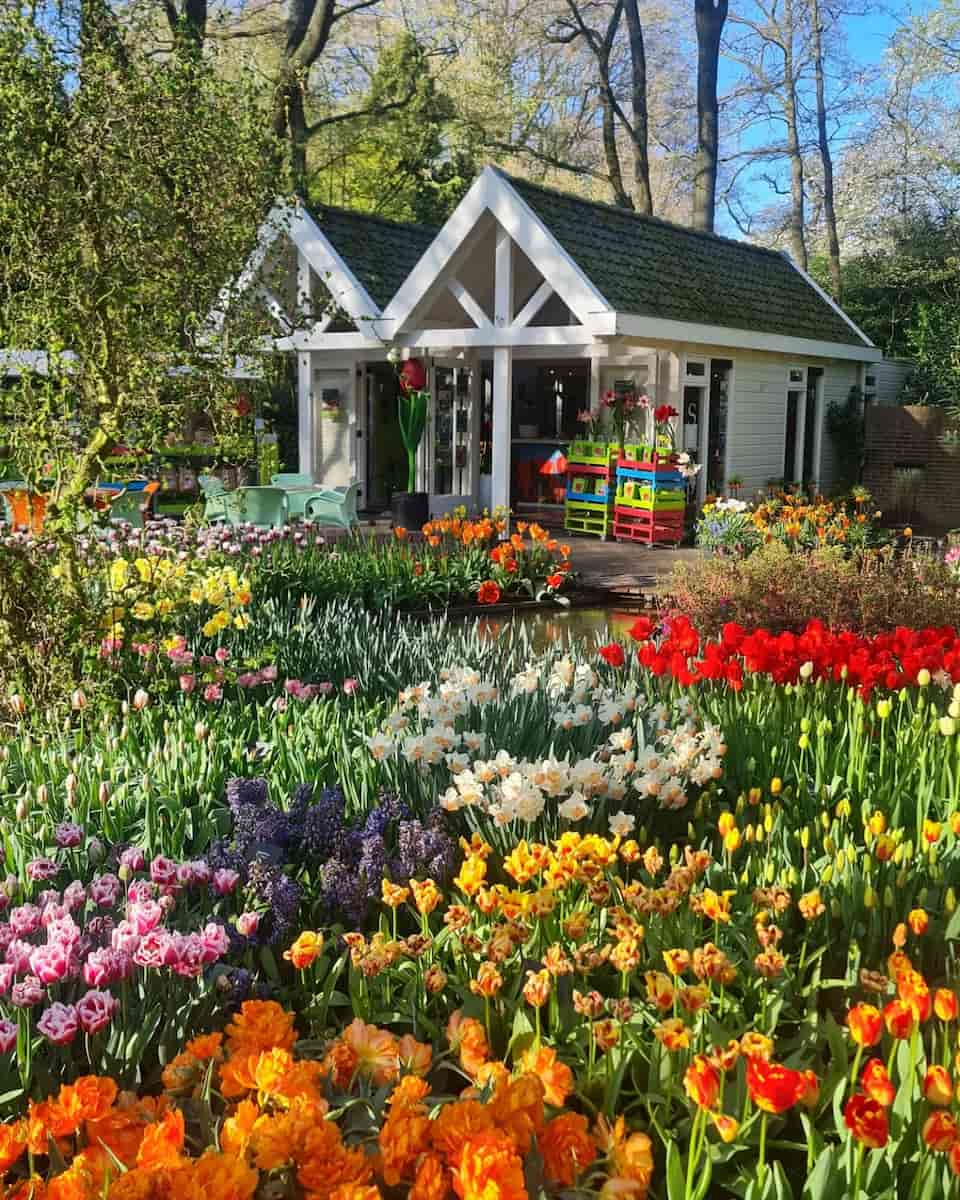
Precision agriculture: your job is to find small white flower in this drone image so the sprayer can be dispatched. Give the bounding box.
[558,792,591,822]
[365,732,394,761]
[609,810,636,837]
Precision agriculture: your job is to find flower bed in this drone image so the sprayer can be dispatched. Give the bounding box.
[4,548,960,1198]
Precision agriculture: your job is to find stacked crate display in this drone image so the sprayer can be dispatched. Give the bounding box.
[563,442,619,539]
[613,442,685,545]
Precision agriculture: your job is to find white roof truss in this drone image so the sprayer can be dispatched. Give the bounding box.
[383,166,613,334]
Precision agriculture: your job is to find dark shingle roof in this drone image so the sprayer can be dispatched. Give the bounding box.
[498,170,870,348]
[305,204,437,312]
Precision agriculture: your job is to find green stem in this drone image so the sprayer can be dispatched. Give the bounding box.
[851,1142,865,1200]
[758,1111,769,1188]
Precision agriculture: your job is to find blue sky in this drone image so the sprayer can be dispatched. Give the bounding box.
[715,2,926,235]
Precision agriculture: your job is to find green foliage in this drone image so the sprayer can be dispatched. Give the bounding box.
[0,11,285,529]
[669,541,960,635]
[827,216,960,408]
[825,386,865,490]
[397,389,429,492]
[307,33,477,226]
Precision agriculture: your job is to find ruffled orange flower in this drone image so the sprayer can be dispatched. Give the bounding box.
[379,1098,431,1186]
[488,1075,544,1154]
[136,1110,185,1170]
[410,1153,451,1200]
[297,1122,373,1194]
[85,1107,148,1168]
[46,1157,94,1200]
[936,989,959,1022]
[219,1053,260,1100]
[539,1113,596,1186]
[396,1035,432,1078]
[225,1001,297,1058]
[220,1100,260,1158]
[162,1053,205,1097]
[446,1012,489,1079]
[453,1130,525,1200]
[71,1077,118,1123]
[192,1151,259,1200]
[185,1033,223,1062]
[517,1046,572,1107]
[0,1121,28,1174]
[410,879,443,916]
[431,1101,494,1163]
[342,1019,399,1087]
[330,1188,382,1200]
[595,1117,654,1191]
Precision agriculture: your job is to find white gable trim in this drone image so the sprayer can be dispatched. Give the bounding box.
[382,166,613,331]
[613,313,877,362]
[287,203,383,325]
[779,252,875,349]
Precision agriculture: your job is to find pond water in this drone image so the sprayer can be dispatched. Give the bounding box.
[472,605,647,652]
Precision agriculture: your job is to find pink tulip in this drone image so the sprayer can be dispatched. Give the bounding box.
[179,674,196,694]
[76,989,119,1035]
[37,1002,79,1045]
[236,912,260,937]
[0,1018,16,1052]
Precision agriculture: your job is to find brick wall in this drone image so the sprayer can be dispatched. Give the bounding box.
[864,405,960,531]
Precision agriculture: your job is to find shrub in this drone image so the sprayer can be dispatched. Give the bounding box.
[668,542,960,635]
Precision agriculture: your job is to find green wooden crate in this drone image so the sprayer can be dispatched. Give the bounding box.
[564,497,612,538]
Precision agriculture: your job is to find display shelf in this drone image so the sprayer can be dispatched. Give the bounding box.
[613,453,685,544]
[564,445,618,540]
[612,506,684,545]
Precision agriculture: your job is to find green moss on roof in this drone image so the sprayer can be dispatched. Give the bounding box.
[497,170,870,348]
[305,204,437,313]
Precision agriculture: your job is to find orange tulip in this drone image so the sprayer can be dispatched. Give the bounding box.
[937,989,959,1023]
[847,1004,883,1047]
[898,970,932,1023]
[924,1066,954,1108]
[683,1056,720,1110]
[923,1111,959,1153]
[883,998,915,1040]
[745,1058,805,1114]
[862,1059,895,1108]
[797,1070,820,1110]
[844,1094,889,1149]
[908,909,929,936]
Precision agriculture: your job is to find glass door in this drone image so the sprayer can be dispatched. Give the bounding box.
[430,364,473,512]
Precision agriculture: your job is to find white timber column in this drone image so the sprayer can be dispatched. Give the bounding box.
[466,352,481,510]
[794,385,807,486]
[491,226,514,517]
[296,252,314,478]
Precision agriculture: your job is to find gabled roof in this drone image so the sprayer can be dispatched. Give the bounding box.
[496,169,871,349]
[303,204,438,313]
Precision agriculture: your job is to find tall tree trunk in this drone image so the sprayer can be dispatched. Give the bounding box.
[782,0,807,269]
[274,73,309,191]
[810,0,840,295]
[600,83,633,209]
[693,0,728,233]
[623,0,653,215]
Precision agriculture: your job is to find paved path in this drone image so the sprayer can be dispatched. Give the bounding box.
[566,537,702,594]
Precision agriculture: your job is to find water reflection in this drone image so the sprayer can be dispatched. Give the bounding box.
[474,607,646,652]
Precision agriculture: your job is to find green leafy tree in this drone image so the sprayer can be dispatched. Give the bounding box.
[308,33,477,225]
[819,216,960,408]
[0,12,287,565]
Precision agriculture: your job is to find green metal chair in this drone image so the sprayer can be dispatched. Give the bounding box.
[302,482,360,530]
[199,475,231,524]
[108,483,159,530]
[199,474,226,497]
[271,473,313,488]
